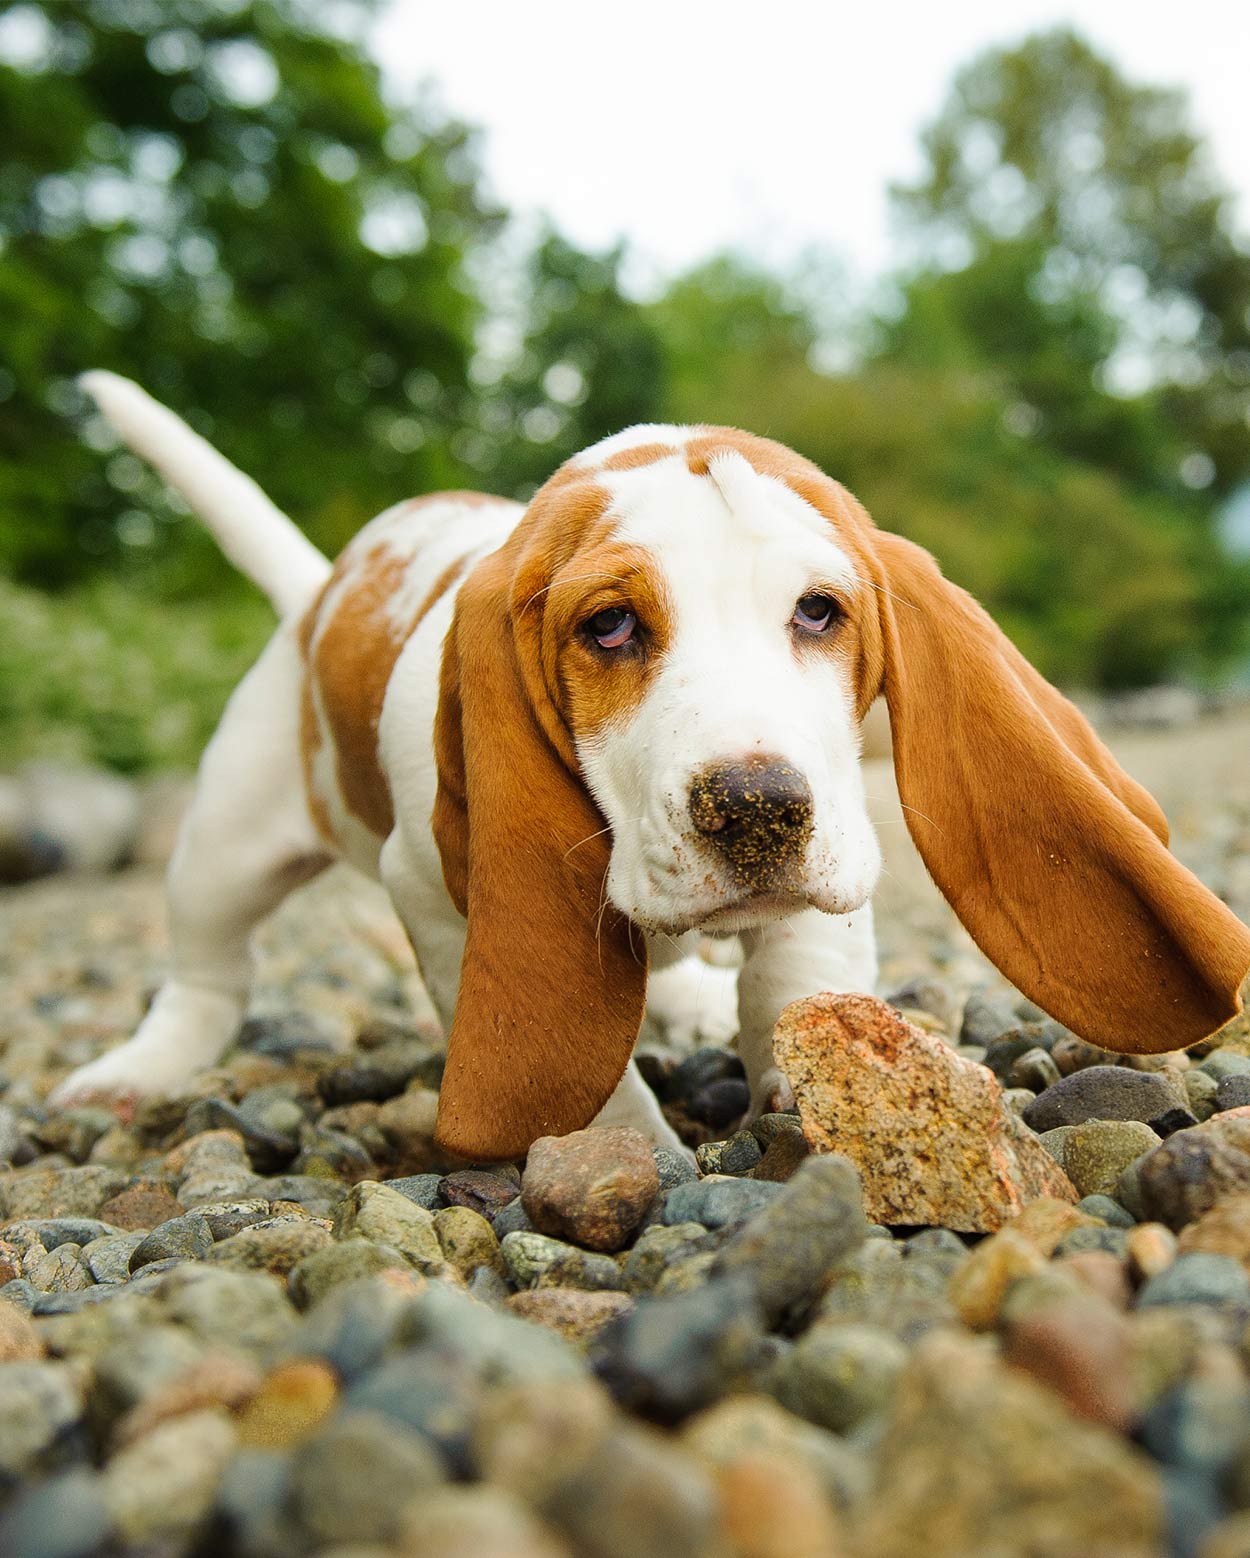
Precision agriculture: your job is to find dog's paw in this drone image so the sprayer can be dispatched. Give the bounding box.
[47,1042,190,1116]
[646,958,739,1046]
[745,1066,797,1123]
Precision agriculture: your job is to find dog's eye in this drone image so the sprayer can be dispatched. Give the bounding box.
[585,606,637,649]
[792,593,841,634]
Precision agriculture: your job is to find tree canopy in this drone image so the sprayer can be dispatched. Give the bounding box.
[1,5,1247,761]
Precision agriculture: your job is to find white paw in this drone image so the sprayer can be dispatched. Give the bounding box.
[48,1043,170,1117]
[745,1065,796,1123]
[645,958,739,1046]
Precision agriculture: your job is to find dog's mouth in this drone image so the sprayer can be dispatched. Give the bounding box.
[694,889,810,934]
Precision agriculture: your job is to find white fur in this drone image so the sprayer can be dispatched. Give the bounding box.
[52,383,880,1147]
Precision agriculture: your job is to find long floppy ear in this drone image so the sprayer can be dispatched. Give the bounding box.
[430,546,646,1160]
[871,529,1250,1052]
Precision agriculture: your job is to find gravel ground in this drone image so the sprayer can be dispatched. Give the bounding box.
[1,711,1249,1558]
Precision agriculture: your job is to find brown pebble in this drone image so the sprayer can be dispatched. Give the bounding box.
[521,1128,659,1253]
[716,1449,844,1558]
[1056,1251,1132,1309]
[1002,1297,1135,1431]
[234,1359,339,1449]
[506,1289,634,1344]
[1006,1197,1100,1256]
[748,1130,810,1182]
[1127,1223,1178,1283]
[99,1181,183,1231]
[949,1228,1046,1330]
[1052,1035,1112,1075]
[0,1302,44,1361]
[115,1353,261,1447]
[1177,1192,1250,1275]
[0,1241,21,1287]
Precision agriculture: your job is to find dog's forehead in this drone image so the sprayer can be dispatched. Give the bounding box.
[570,430,857,594]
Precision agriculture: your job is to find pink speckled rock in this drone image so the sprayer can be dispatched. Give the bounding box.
[773,993,1076,1232]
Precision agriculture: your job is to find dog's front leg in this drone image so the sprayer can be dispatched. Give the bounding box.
[737,906,878,1120]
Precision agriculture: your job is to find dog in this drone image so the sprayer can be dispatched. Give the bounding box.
[50,372,1250,1161]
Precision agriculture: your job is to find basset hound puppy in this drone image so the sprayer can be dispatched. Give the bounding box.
[52,372,1250,1161]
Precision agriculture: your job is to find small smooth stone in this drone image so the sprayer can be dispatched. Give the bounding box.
[382,1173,444,1210]
[1137,1254,1250,1310]
[101,1409,238,1543]
[1201,1053,1250,1082]
[771,1321,906,1432]
[1008,1047,1061,1092]
[500,1231,625,1292]
[1057,1250,1133,1309]
[663,1178,784,1230]
[316,1041,434,1105]
[591,1276,764,1422]
[492,1198,534,1238]
[1063,1121,1163,1199]
[522,1128,659,1253]
[1022,1066,1187,1132]
[288,1240,411,1308]
[0,1467,111,1558]
[0,1360,83,1476]
[1128,1223,1179,1283]
[128,1213,213,1272]
[1052,1034,1113,1074]
[687,1077,751,1128]
[1001,1296,1135,1430]
[82,1234,147,1284]
[159,1267,299,1354]
[1216,1076,1250,1113]
[1138,1114,1250,1230]
[434,1205,504,1280]
[1038,1126,1077,1168]
[507,1288,634,1344]
[713,1155,868,1324]
[1006,1197,1101,1256]
[1053,1225,1130,1258]
[344,1353,483,1472]
[696,1130,762,1176]
[204,1221,333,1277]
[622,1223,711,1295]
[235,1359,339,1449]
[1076,1194,1137,1228]
[191,1199,273,1239]
[1177,1193,1250,1275]
[439,1169,522,1219]
[396,1485,571,1558]
[331,1181,448,1275]
[1184,1071,1220,1122]
[1002,1088,1035,1114]
[959,991,1021,1047]
[0,1166,130,1221]
[904,1229,967,1258]
[28,1245,94,1295]
[1149,1107,1200,1138]
[949,1228,1046,1330]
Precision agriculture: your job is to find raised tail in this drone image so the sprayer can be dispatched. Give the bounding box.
[79,371,331,617]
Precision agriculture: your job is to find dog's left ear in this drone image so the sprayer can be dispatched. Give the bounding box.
[430,543,646,1161]
[868,527,1250,1052]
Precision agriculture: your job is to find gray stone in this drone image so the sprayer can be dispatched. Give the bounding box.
[394,1281,584,1384]
[0,1361,83,1476]
[1008,1047,1061,1092]
[1052,1225,1130,1257]
[291,1408,444,1544]
[331,1181,448,1274]
[695,1132,762,1176]
[207,1448,298,1558]
[1200,1052,1250,1083]
[384,1173,445,1210]
[500,1231,625,1292]
[2,1218,118,1250]
[1076,1195,1136,1228]
[288,1238,410,1308]
[101,1408,236,1543]
[491,1198,534,1238]
[653,1147,698,1192]
[817,1241,956,1341]
[960,991,1021,1047]
[713,1155,868,1323]
[662,1178,784,1229]
[622,1223,712,1295]
[591,1275,765,1422]
[157,1265,297,1353]
[285,1276,414,1384]
[1022,1066,1187,1132]
[128,1212,213,1272]
[885,975,959,1030]
[1137,1254,1250,1311]
[1215,1076,1250,1113]
[0,1466,111,1558]
[1184,1070,1220,1122]
[27,1244,94,1295]
[81,1233,146,1284]
[344,1353,482,1472]
[771,1321,907,1432]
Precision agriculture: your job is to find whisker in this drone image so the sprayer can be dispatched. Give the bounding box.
[847,568,921,613]
[563,823,613,860]
[523,572,633,612]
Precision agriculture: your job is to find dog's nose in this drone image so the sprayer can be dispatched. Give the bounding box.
[688,758,814,882]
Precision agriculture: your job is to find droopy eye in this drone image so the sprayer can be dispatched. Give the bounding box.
[792,593,841,634]
[585,606,637,649]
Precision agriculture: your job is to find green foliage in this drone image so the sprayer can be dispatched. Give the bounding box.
[0,572,271,771]
[0,0,499,587]
[2,10,1248,774]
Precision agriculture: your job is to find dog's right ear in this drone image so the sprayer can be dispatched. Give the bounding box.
[430,544,646,1162]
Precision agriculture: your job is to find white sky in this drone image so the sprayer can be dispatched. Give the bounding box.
[372,0,1250,287]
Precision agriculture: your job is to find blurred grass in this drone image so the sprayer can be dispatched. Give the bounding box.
[0,574,272,774]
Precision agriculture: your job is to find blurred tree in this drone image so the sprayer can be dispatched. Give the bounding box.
[489,231,666,490]
[0,0,500,589]
[890,27,1250,500]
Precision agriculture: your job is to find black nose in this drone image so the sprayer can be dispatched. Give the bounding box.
[688,758,814,884]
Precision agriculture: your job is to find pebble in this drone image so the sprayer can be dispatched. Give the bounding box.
[235,1359,339,1449]
[97,1182,183,1231]
[501,1231,625,1292]
[102,1408,237,1543]
[1216,1075,1250,1113]
[342,1351,482,1472]
[652,1146,698,1192]
[0,1467,112,1558]
[1022,1065,1187,1132]
[959,990,1020,1046]
[771,1320,906,1432]
[434,1205,505,1280]
[331,1180,450,1276]
[440,1168,522,1219]
[127,1211,213,1271]
[288,1238,412,1307]
[695,1130,763,1175]
[592,1275,764,1422]
[507,1288,634,1344]
[1137,1253,1250,1311]
[316,1040,436,1105]
[0,1301,44,1361]
[1001,1295,1135,1430]
[662,1178,784,1229]
[0,1360,83,1477]
[712,1154,868,1323]
[622,1222,711,1295]
[522,1127,659,1253]
[1185,1070,1221,1122]
[774,994,1075,1231]
[1076,1193,1137,1227]
[384,1172,445,1210]
[204,1219,333,1276]
[396,1485,572,1558]
[1138,1113,1250,1229]
[1062,1120,1162,1199]
[158,1265,298,1354]
[1007,1045,1061,1091]
[949,1227,1047,1330]
[1177,1192,1250,1274]
[1128,1222,1180,1283]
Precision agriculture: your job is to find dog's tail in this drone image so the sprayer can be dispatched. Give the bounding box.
[79,371,331,617]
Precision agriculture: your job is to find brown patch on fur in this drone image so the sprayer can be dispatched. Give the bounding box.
[599,442,684,472]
